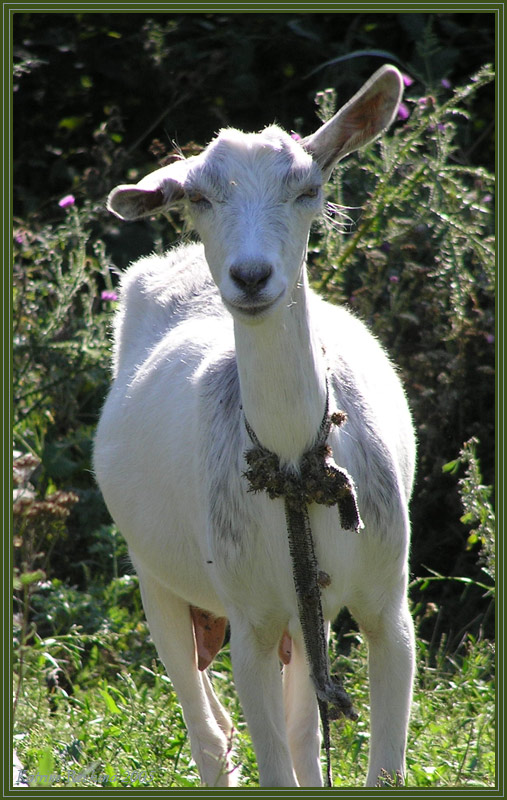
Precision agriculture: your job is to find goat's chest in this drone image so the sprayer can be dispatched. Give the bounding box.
[197,349,407,625]
[206,484,360,627]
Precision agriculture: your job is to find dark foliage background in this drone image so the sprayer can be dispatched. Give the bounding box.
[13,12,495,653]
[14,12,494,214]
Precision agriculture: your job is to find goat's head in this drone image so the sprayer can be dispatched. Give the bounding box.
[108,65,403,322]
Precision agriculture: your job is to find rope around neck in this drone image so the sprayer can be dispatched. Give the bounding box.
[243,382,363,787]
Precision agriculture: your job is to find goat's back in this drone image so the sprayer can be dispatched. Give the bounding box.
[111,242,228,380]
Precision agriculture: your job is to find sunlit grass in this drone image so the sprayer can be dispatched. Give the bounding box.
[13,619,495,789]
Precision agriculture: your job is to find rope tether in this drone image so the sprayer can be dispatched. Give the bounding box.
[243,381,363,787]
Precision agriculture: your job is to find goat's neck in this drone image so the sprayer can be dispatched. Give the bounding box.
[234,267,328,466]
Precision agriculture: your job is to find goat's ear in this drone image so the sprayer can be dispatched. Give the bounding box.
[107,159,189,221]
[301,65,403,180]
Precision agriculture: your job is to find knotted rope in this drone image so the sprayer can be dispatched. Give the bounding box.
[243,385,363,787]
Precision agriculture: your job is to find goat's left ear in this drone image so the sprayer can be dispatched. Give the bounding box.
[107,158,190,221]
[302,65,403,180]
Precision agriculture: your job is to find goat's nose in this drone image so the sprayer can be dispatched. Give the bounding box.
[229,261,273,294]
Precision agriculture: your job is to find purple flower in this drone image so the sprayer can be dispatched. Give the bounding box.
[485,333,494,344]
[101,290,118,302]
[402,74,414,87]
[441,78,451,89]
[58,194,75,209]
[389,275,399,284]
[291,132,302,141]
[397,103,410,121]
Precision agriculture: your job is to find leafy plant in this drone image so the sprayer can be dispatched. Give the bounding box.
[444,437,495,583]
[13,200,113,452]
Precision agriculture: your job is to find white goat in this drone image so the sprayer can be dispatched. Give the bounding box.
[94,65,416,788]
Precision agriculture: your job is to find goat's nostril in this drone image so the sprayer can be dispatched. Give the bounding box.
[229,261,273,293]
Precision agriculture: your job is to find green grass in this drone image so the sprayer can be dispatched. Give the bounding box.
[13,611,495,789]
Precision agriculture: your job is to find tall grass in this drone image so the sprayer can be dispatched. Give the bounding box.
[12,622,495,788]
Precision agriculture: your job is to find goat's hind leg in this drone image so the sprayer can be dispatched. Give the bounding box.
[283,634,323,787]
[229,615,298,786]
[134,564,236,787]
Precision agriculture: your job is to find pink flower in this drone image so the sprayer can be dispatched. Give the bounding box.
[101,290,118,302]
[402,74,414,87]
[290,132,302,141]
[397,103,410,121]
[58,194,75,209]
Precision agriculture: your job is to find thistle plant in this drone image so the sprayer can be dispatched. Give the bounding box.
[311,64,494,296]
[443,437,495,587]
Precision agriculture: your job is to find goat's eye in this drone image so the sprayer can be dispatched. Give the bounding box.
[187,191,211,206]
[296,187,320,201]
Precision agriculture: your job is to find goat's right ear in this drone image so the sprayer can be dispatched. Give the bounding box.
[301,65,403,181]
[107,159,189,221]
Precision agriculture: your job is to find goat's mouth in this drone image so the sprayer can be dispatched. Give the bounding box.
[224,291,284,319]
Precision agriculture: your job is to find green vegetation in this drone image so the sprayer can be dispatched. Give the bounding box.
[12,13,495,790]
[13,625,495,788]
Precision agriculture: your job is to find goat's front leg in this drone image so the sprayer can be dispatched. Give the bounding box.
[229,614,298,787]
[352,593,415,787]
[133,562,236,787]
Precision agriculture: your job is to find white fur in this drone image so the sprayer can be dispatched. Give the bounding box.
[94,66,416,787]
